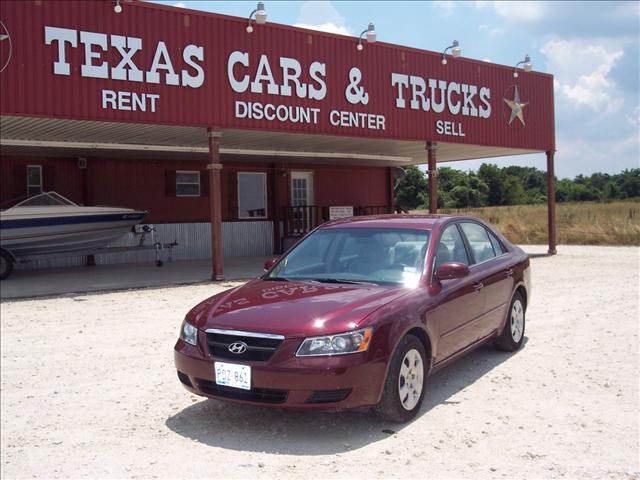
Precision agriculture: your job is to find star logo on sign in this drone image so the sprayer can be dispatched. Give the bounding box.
[503,86,528,126]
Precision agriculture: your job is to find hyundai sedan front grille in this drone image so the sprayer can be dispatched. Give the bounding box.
[205,328,284,362]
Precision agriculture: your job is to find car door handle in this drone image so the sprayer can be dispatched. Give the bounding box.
[505,268,514,277]
[474,282,484,291]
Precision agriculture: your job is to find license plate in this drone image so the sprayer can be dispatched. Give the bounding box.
[214,362,251,390]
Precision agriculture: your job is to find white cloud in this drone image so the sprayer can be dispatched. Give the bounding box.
[555,136,639,176]
[433,1,457,16]
[295,1,352,36]
[293,22,352,36]
[478,24,505,37]
[626,106,640,130]
[540,39,624,113]
[474,1,546,22]
[173,2,186,7]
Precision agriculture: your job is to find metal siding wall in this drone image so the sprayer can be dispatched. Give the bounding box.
[16,221,273,270]
[222,221,274,257]
[0,1,555,151]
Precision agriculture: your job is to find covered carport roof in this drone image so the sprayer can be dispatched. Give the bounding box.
[0,115,541,167]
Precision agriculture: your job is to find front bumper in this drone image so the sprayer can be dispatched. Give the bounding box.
[174,336,388,411]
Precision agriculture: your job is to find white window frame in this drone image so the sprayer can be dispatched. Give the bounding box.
[290,171,314,206]
[237,172,268,219]
[27,165,43,195]
[176,170,201,197]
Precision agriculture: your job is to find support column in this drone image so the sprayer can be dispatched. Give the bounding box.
[546,150,557,255]
[208,128,225,280]
[271,163,281,254]
[427,142,438,214]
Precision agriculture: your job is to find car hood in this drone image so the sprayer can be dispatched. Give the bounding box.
[187,279,410,337]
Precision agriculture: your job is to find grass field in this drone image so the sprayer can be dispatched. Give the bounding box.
[412,200,640,245]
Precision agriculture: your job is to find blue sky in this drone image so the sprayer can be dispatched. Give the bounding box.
[152,1,639,179]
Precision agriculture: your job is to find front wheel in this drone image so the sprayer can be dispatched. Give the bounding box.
[495,292,526,351]
[375,334,427,423]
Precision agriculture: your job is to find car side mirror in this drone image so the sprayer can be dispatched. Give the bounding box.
[434,262,470,281]
[263,256,279,272]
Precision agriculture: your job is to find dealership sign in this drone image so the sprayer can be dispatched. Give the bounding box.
[227,51,493,136]
[44,26,204,113]
[0,1,554,151]
[42,29,494,136]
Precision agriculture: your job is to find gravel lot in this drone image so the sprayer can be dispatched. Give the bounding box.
[1,246,638,479]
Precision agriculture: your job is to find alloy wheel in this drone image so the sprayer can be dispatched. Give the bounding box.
[398,348,424,411]
[510,299,524,343]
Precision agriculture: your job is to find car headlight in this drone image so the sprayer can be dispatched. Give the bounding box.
[179,320,198,346]
[296,327,373,357]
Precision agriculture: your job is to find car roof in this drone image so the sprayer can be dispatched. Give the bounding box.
[319,214,468,231]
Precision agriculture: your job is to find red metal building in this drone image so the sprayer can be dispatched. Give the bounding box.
[0,0,556,278]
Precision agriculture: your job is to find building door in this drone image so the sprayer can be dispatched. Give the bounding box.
[290,172,314,235]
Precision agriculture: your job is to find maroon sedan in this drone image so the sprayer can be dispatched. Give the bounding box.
[174,215,530,422]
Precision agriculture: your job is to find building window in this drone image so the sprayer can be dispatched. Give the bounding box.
[27,165,42,196]
[238,172,267,219]
[176,171,201,197]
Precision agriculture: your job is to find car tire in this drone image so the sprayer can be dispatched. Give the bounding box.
[0,249,14,281]
[375,334,427,423]
[494,291,526,352]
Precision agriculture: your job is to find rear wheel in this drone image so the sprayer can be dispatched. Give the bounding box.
[0,249,14,280]
[495,292,526,351]
[375,334,427,423]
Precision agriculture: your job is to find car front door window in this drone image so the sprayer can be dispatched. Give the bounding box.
[434,224,469,270]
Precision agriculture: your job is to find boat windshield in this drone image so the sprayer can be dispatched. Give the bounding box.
[11,192,77,208]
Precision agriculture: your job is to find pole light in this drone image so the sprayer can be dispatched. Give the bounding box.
[246,2,267,33]
[513,54,532,77]
[441,40,461,65]
[357,23,377,51]
[113,0,122,13]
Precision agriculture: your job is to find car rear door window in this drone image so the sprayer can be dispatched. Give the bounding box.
[435,225,469,269]
[488,232,505,255]
[460,223,496,265]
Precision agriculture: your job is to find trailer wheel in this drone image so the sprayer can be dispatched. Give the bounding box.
[0,249,14,280]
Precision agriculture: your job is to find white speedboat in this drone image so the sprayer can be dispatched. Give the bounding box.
[0,191,147,262]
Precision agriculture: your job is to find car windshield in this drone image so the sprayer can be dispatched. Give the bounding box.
[266,227,430,286]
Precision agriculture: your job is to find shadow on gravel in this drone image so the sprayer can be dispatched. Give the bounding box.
[165,339,526,455]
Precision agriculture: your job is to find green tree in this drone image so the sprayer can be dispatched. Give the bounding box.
[604,181,622,200]
[478,164,506,205]
[395,163,639,210]
[467,175,489,206]
[555,178,575,202]
[619,171,640,198]
[395,165,427,210]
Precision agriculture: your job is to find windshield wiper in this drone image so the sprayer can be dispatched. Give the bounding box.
[263,276,292,282]
[307,278,376,285]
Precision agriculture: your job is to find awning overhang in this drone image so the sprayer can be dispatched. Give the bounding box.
[0,115,541,167]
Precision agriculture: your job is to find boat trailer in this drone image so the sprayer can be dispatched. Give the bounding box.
[0,225,178,280]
